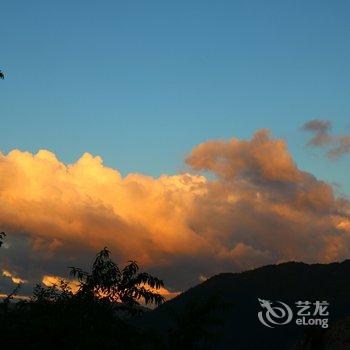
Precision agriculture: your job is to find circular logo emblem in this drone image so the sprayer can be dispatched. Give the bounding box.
[258,298,293,328]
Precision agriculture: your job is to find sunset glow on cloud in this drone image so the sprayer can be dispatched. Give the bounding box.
[2,270,27,285]
[1,129,350,294]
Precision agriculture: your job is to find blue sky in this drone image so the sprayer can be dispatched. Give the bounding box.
[1,0,350,194]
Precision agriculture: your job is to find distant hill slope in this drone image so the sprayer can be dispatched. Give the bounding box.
[141,260,350,350]
[293,316,350,350]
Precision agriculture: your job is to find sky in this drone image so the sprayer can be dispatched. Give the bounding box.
[1,1,350,190]
[1,1,350,297]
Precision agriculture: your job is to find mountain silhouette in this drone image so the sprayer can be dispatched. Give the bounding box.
[140,260,350,350]
[293,316,350,350]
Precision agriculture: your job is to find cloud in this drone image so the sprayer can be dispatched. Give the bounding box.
[186,129,301,183]
[327,135,350,159]
[2,270,27,284]
[301,119,332,146]
[0,293,29,301]
[301,119,350,158]
[42,275,79,293]
[1,130,350,295]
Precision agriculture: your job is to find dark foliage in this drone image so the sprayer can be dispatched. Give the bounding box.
[293,316,350,350]
[69,247,165,311]
[0,237,229,349]
[0,247,166,349]
[0,232,5,247]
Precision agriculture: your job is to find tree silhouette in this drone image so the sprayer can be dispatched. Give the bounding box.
[0,284,21,313]
[70,247,165,311]
[0,232,5,247]
[0,247,166,349]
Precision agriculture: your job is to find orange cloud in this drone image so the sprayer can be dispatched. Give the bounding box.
[0,293,30,301]
[2,270,27,284]
[42,275,79,293]
[186,129,301,182]
[0,130,350,292]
